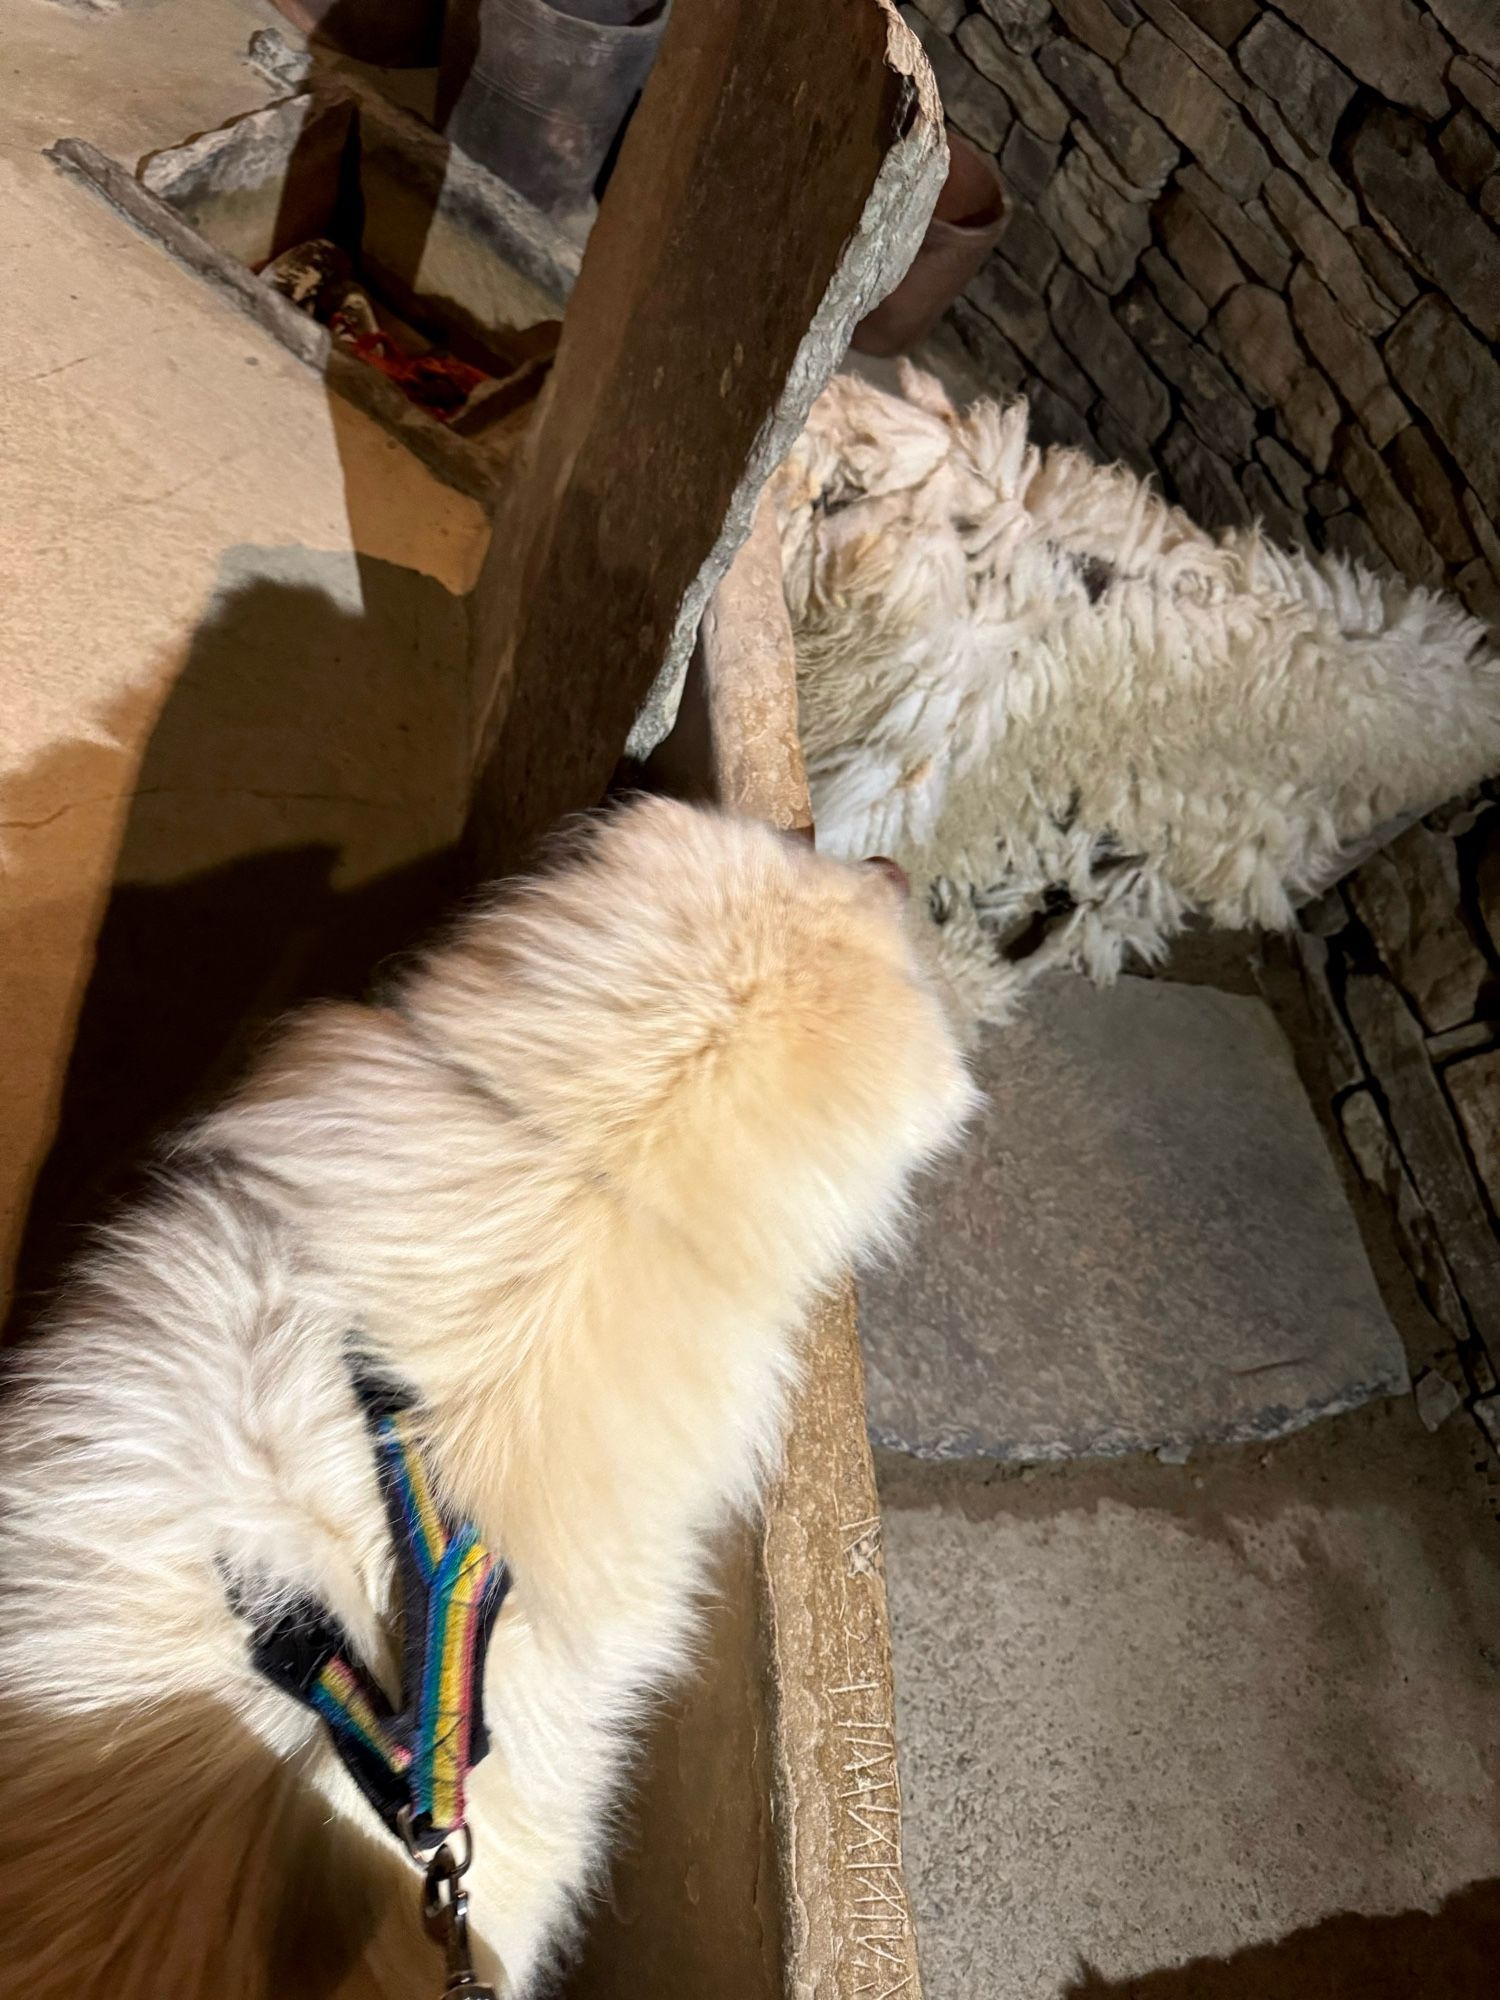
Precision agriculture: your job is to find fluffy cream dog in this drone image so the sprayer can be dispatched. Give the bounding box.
[0,798,971,1999]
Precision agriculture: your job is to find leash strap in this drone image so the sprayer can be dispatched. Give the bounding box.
[245,1373,510,1847]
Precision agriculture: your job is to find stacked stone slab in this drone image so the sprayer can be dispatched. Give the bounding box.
[902,0,1500,636]
[1269,789,1500,1456]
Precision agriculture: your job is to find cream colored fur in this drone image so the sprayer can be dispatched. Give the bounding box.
[778,366,1500,1024]
[0,798,972,1999]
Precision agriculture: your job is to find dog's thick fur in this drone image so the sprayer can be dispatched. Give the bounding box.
[0,799,972,1998]
[778,366,1500,1026]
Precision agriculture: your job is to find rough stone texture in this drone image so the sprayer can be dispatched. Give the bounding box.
[1178,163,1290,286]
[1241,461,1307,545]
[976,0,1052,52]
[1215,284,1338,470]
[1438,106,1500,196]
[1069,121,1142,204]
[916,15,1014,153]
[939,294,1030,394]
[882,1405,1500,1999]
[1465,487,1500,578]
[1244,86,1361,228]
[1322,509,1388,573]
[1236,10,1354,155]
[1161,417,1251,530]
[1174,0,1255,41]
[1051,263,1171,440]
[1287,929,1364,1092]
[858,976,1405,1463]
[1039,141,1152,293]
[1452,52,1500,129]
[1122,25,1268,199]
[1458,555,1500,634]
[1299,883,1350,935]
[1338,426,1444,586]
[1257,433,1311,512]
[917,0,1500,615]
[1051,0,1136,64]
[1415,1364,1464,1429]
[994,203,1061,290]
[1289,266,1406,451]
[1387,424,1477,567]
[1263,169,1394,336]
[999,117,1060,204]
[1117,281,1255,453]
[1092,403,1156,478]
[910,0,964,28]
[1349,106,1500,345]
[1141,244,1206,332]
[1271,0,1452,119]
[1350,222,1420,311]
[1026,379,1093,447]
[1445,1050,1500,1218]
[1038,38,1178,193]
[957,15,1069,139]
[1476,814,1500,947]
[1428,0,1500,72]
[1339,1087,1474,1352]
[1347,825,1489,1034]
[969,256,1096,408]
[1386,294,1500,525]
[1133,0,1246,97]
[1308,477,1346,516]
[1344,971,1500,1356]
[1155,185,1241,305]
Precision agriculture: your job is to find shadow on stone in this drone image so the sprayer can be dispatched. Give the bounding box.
[7,554,469,1331]
[1066,1875,1500,1999]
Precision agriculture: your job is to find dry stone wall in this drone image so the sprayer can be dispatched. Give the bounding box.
[903,0,1500,634]
[1272,790,1500,1459]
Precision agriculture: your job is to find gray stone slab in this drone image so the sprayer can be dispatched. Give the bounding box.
[861,973,1407,1461]
[879,1404,1500,1999]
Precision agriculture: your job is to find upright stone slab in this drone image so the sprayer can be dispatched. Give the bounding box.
[466,0,944,875]
[860,973,1407,1461]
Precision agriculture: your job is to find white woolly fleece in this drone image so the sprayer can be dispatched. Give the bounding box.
[778,367,1500,1024]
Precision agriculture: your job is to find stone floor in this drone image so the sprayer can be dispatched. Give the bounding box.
[859,973,1408,1464]
[0,0,488,1295]
[877,977,1500,1998]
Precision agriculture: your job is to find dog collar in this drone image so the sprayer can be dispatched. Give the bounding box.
[242,1370,510,1851]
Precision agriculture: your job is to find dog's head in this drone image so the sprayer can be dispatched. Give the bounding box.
[401,796,975,1290]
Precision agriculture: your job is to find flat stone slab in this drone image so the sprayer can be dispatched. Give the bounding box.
[879,1406,1500,1998]
[861,973,1407,1461]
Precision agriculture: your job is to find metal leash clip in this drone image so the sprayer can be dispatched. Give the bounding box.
[401,1813,499,1999]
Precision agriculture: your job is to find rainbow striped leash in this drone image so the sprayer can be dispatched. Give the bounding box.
[243,1372,510,1849]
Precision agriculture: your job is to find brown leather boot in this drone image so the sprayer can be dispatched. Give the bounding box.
[852,131,1006,358]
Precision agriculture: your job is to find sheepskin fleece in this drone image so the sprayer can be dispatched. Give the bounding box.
[777,367,1500,1023]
